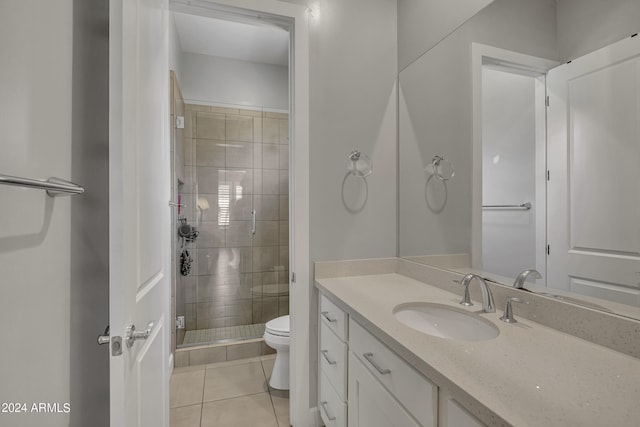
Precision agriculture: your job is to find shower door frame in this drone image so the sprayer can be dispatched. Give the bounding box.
[169,0,310,425]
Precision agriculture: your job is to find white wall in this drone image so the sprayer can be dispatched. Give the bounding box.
[180,52,288,110]
[557,0,640,61]
[0,2,73,426]
[481,68,536,278]
[398,0,494,70]
[281,0,397,416]
[169,13,183,82]
[308,0,398,262]
[398,0,557,257]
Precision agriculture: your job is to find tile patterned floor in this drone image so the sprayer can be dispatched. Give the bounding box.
[170,355,289,427]
[182,324,266,346]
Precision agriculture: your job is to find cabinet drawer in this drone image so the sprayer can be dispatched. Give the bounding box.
[320,294,348,341]
[349,319,437,427]
[320,321,348,400]
[320,371,347,427]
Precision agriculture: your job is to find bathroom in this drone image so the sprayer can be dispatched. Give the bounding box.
[0,0,639,427]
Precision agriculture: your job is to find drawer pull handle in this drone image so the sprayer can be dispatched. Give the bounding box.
[321,350,337,365]
[321,401,336,421]
[363,352,391,375]
[321,311,338,323]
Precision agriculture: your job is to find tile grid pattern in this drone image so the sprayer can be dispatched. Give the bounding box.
[170,355,289,427]
[183,323,266,345]
[178,104,290,348]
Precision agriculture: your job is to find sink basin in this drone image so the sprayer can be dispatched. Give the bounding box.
[393,303,499,341]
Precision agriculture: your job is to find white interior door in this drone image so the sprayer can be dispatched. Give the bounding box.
[109,0,170,426]
[547,35,640,306]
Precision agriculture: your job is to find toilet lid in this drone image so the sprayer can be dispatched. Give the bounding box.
[266,315,290,336]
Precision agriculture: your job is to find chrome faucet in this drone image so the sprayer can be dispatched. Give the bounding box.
[513,269,542,289]
[459,273,496,313]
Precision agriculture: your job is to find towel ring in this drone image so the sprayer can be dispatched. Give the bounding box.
[347,150,373,178]
[425,155,454,181]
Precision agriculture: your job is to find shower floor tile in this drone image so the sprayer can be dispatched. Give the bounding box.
[182,323,266,346]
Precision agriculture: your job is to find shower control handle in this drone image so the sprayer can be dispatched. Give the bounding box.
[251,209,256,235]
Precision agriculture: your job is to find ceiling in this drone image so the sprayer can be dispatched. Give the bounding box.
[173,12,289,66]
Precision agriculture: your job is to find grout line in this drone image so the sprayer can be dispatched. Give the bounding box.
[202,391,270,405]
[200,369,207,406]
[266,385,279,427]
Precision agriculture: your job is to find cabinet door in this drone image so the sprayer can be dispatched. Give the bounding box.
[348,352,420,427]
[438,391,486,427]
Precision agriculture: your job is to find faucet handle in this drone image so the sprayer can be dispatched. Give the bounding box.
[500,297,529,323]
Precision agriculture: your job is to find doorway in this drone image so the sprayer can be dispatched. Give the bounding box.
[480,63,547,281]
[169,2,291,349]
[471,43,558,285]
[167,1,310,426]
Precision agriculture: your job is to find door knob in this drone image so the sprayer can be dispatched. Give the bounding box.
[97,325,110,345]
[125,322,154,348]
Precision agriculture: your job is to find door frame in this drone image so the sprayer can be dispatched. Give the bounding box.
[168,0,311,425]
[471,43,558,275]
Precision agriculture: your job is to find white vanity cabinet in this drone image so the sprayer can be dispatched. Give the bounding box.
[319,294,349,427]
[349,319,437,427]
[318,292,486,427]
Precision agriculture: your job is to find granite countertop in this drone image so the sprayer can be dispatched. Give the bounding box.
[316,272,640,427]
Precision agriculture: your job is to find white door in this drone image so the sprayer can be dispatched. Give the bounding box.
[109,0,170,426]
[547,35,640,306]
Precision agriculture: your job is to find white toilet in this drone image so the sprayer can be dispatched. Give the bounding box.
[263,315,290,390]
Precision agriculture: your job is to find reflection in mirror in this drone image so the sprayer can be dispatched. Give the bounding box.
[398,0,640,320]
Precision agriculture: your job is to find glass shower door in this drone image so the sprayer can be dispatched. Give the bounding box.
[178,105,289,348]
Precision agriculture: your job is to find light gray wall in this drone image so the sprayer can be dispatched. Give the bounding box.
[169,13,183,82]
[557,0,640,61]
[308,0,398,263]
[398,0,494,70]
[180,52,288,110]
[398,0,557,257]
[0,3,109,425]
[0,1,72,426]
[281,0,397,414]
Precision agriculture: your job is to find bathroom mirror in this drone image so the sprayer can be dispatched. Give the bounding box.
[398,0,640,321]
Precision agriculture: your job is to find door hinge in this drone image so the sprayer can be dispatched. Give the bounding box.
[176,116,185,129]
[547,244,550,255]
[291,272,296,283]
[176,316,185,329]
[547,170,550,181]
[546,95,550,107]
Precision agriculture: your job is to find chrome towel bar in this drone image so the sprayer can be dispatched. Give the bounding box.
[482,202,531,210]
[0,174,84,196]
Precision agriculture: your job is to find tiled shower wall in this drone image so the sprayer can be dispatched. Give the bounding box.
[179,104,289,342]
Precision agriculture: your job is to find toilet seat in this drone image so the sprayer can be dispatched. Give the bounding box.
[265,315,290,337]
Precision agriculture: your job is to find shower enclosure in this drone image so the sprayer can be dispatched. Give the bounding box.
[171,74,290,349]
